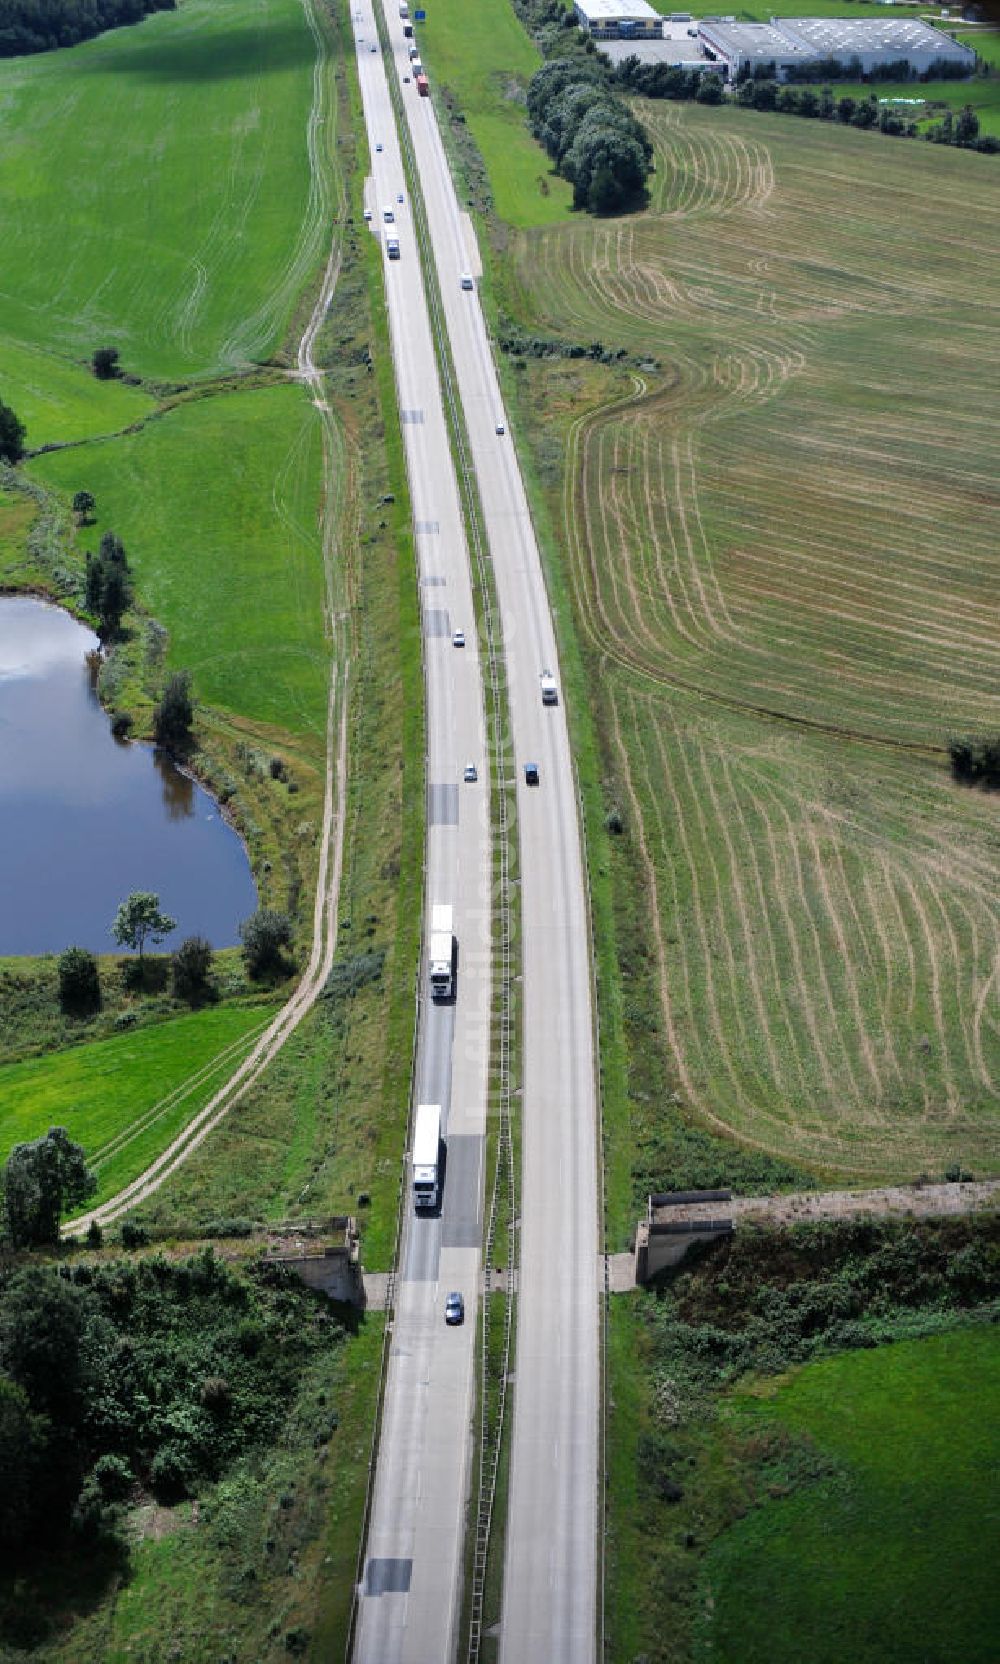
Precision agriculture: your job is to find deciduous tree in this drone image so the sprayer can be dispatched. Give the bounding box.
[240,908,293,979]
[112,891,177,962]
[0,397,26,463]
[2,1128,96,1248]
[153,670,194,754]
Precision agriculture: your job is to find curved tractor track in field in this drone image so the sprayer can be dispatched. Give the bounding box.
[522,103,1000,1178]
[68,0,353,1235]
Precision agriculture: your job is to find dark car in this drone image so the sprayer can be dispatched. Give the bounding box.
[445,1291,465,1325]
[524,762,539,786]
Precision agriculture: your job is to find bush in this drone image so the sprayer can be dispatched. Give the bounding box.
[0,397,26,465]
[91,347,120,380]
[150,1440,195,1503]
[120,1221,150,1249]
[948,734,1000,788]
[58,946,101,1015]
[172,935,215,1005]
[240,909,294,979]
[153,671,194,755]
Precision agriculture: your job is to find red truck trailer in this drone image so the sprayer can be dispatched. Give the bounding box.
[416,72,429,96]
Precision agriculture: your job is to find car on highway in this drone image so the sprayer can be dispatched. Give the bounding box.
[496,421,505,435]
[452,629,465,648]
[524,762,540,786]
[397,192,405,203]
[540,668,558,705]
[444,1292,465,1325]
[463,762,478,783]
[370,41,376,50]
[375,141,383,152]
[403,74,410,81]
[460,273,474,290]
[363,209,372,222]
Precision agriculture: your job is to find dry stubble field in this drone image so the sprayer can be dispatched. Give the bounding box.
[510,103,1000,1182]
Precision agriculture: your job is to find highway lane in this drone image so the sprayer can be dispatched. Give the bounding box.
[380,13,600,1662]
[351,13,492,1663]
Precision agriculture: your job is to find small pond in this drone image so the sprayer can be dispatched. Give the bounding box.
[0,596,257,957]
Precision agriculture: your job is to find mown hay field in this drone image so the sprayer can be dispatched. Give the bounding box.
[510,104,1000,1181]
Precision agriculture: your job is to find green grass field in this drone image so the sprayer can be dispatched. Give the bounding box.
[0,1002,276,1204]
[702,1327,1000,1662]
[417,0,573,226]
[506,102,1000,1185]
[0,0,332,392]
[31,382,331,748]
[2,337,153,451]
[829,75,1000,137]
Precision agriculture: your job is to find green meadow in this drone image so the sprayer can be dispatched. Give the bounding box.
[416,0,573,226]
[703,1328,1000,1663]
[829,74,1000,136]
[0,1002,276,1205]
[0,0,329,394]
[31,383,331,747]
[1,337,152,451]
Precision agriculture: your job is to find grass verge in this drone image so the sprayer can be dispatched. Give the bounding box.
[415,0,573,227]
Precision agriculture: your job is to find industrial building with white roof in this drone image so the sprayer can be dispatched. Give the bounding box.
[696,15,975,80]
[575,1,977,78]
[573,0,663,39]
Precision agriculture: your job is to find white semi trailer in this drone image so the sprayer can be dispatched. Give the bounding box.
[412,1103,441,1209]
[429,903,454,999]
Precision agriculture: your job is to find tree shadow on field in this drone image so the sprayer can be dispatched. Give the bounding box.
[83,18,317,83]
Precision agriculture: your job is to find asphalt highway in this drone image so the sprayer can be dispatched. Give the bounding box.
[353,6,600,1659]
[351,14,492,1662]
[380,12,600,1663]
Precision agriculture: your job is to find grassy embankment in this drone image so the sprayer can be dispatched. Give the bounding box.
[415,0,573,227]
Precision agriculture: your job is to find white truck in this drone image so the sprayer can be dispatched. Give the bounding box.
[540,668,558,705]
[429,902,455,999]
[399,0,409,15]
[385,229,400,260]
[412,1102,441,1210]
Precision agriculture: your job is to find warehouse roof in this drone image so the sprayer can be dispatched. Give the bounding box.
[783,16,974,59]
[698,19,814,58]
[574,0,661,20]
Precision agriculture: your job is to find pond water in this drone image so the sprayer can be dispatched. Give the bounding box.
[0,596,257,956]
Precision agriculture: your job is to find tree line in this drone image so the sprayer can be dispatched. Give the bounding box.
[613,54,995,154]
[0,0,175,57]
[528,56,652,214]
